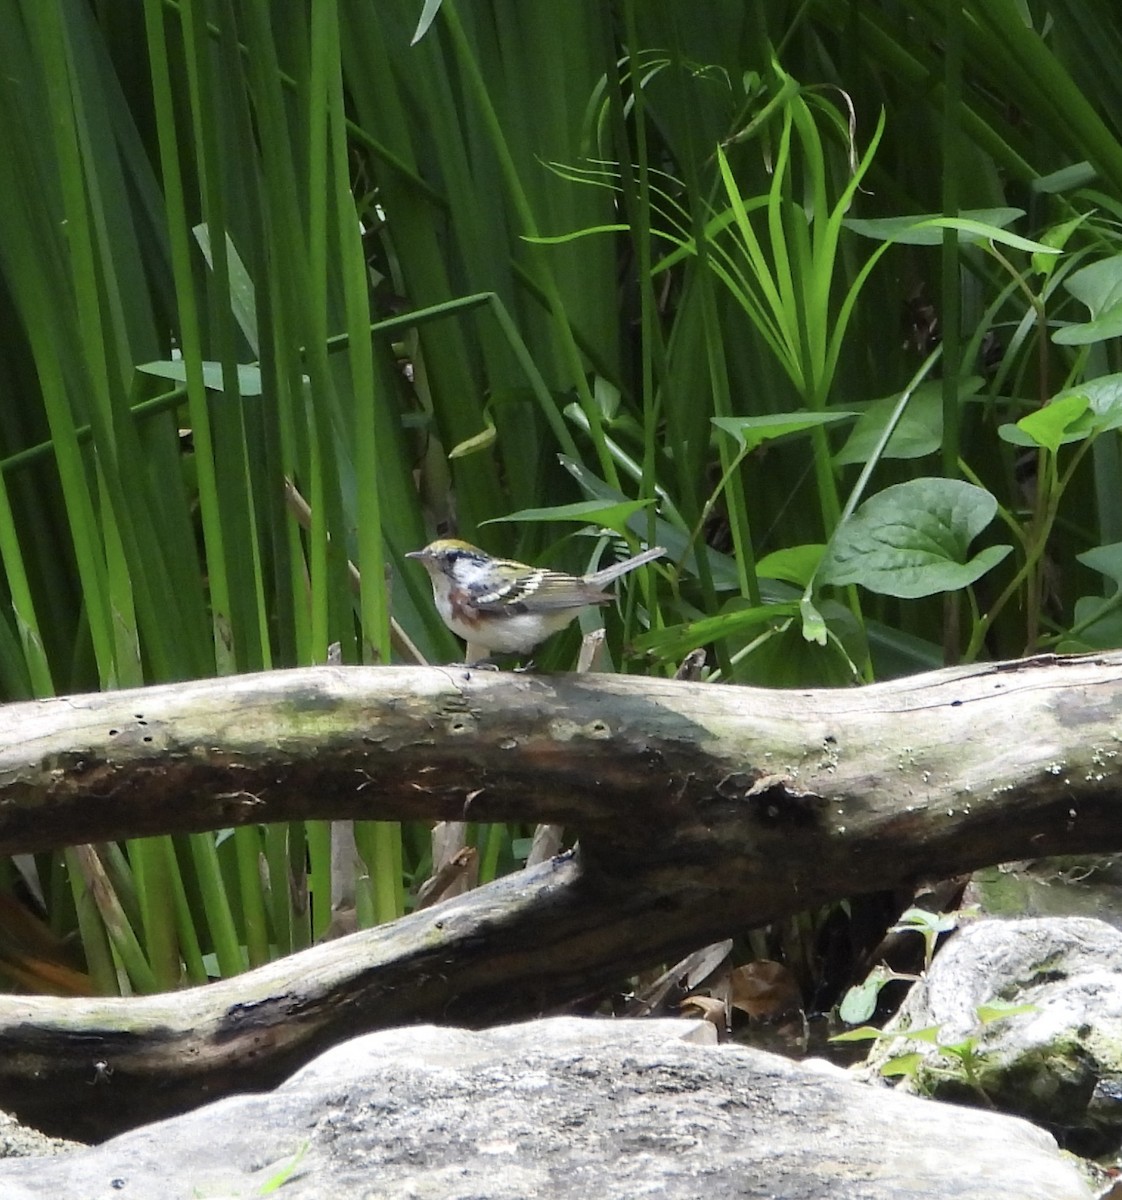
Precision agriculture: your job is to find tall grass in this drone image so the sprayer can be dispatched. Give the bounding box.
[0,0,1119,993]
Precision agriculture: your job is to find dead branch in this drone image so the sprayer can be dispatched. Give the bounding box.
[1,654,1120,1138]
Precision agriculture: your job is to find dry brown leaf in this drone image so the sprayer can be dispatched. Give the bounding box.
[678,992,728,1031]
[728,960,802,1020]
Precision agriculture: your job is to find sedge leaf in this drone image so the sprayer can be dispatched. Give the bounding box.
[712,410,856,452]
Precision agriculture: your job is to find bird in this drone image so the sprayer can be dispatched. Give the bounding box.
[406,539,665,656]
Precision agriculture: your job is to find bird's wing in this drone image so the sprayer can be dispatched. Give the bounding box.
[472,569,608,613]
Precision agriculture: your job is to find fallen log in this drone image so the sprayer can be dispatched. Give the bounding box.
[1,654,1119,1138]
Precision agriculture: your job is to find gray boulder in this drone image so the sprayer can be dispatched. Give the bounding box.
[0,1016,1091,1199]
[866,916,1122,1156]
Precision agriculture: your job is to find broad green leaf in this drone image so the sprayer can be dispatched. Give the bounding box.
[712,410,856,452]
[730,602,864,688]
[1076,374,1122,432]
[838,965,893,1025]
[1061,594,1122,651]
[757,544,825,587]
[1054,255,1122,344]
[137,360,265,396]
[835,380,982,466]
[998,391,1091,453]
[1077,540,1122,589]
[819,479,1012,599]
[799,596,827,646]
[999,376,1122,448]
[867,622,944,678]
[1063,542,1122,651]
[879,1053,924,1078]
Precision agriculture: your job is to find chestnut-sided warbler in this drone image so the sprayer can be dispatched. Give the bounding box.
[406,539,665,655]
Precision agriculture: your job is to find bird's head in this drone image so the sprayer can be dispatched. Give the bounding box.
[406,540,494,586]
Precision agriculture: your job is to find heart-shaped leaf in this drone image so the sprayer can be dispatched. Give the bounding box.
[1078,540,1122,590]
[835,379,983,465]
[998,391,1091,452]
[1054,255,1122,345]
[820,478,1011,598]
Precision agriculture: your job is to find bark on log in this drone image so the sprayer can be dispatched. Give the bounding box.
[1,654,1120,1139]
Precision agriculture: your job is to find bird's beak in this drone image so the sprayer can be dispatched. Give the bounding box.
[404,549,427,561]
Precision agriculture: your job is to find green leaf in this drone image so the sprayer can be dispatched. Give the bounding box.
[525,224,631,245]
[593,375,622,421]
[1032,213,1091,280]
[879,1052,924,1078]
[712,410,857,453]
[1078,541,1122,590]
[1061,594,1122,652]
[976,1001,1038,1024]
[194,224,259,355]
[1000,377,1122,448]
[482,498,655,530]
[1002,392,1091,452]
[449,423,498,458]
[1054,255,1122,344]
[892,907,958,937]
[819,479,1011,599]
[757,544,825,588]
[838,965,894,1025]
[633,602,799,659]
[1031,163,1096,194]
[829,1024,885,1044]
[410,0,445,45]
[728,603,864,687]
[844,208,1058,255]
[799,596,827,646]
[1075,374,1122,432]
[893,1025,943,1045]
[845,207,1022,243]
[136,360,265,396]
[835,380,982,466]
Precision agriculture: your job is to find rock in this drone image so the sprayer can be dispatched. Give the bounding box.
[0,1016,1091,1200]
[967,856,1122,932]
[0,1110,82,1159]
[865,916,1122,1157]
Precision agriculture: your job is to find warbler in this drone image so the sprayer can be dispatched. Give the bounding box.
[406,539,665,655]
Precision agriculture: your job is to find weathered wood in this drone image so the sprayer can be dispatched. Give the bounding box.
[1,654,1120,1138]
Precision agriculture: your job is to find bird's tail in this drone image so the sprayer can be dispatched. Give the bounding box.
[586,545,666,587]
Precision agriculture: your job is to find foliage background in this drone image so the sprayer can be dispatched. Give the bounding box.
[2,0,1122,998]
